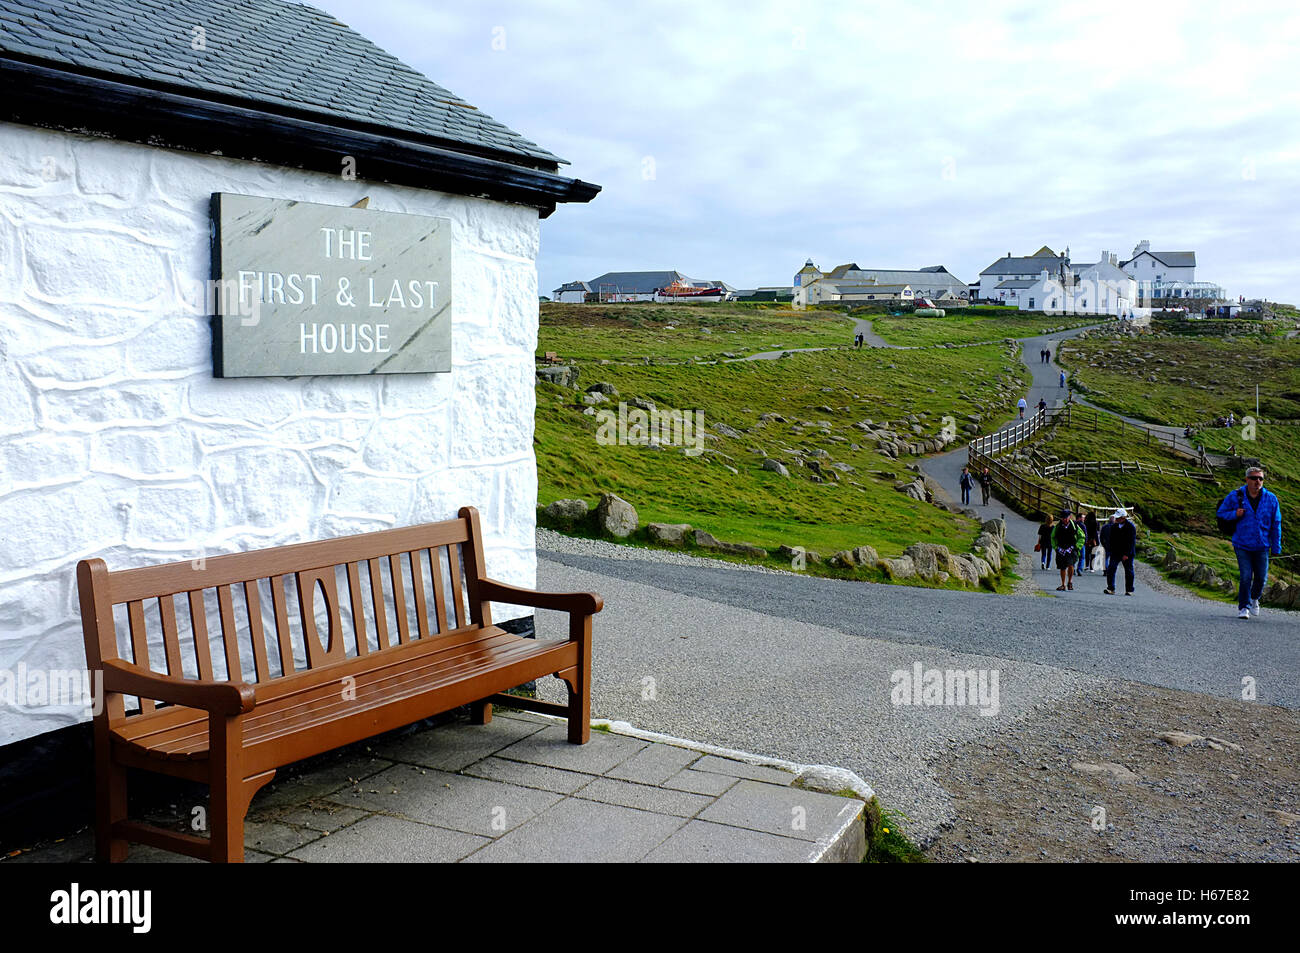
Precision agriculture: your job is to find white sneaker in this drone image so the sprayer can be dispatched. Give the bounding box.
[1237,607,1251,620]
[1250,599,1261,618]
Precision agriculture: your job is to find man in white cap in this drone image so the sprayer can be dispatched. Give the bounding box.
[1103,508,1137,595]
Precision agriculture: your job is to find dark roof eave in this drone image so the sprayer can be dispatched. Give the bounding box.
[1,56,600,217]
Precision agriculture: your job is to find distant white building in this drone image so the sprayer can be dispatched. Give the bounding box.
[978,247,1140,316]
[793,260,966,308]
[552,280,591,303]
[1119,240,1222,303]
[975,246,1066,304]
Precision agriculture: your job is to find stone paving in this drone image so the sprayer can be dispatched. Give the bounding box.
[7,711,867,864]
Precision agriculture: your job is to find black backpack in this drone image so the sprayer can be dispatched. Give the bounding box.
[1216,489,1245,535]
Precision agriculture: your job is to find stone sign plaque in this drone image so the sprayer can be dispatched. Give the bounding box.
[211,193,452,377]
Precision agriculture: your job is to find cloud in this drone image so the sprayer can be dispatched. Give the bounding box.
[319,0,1300,302]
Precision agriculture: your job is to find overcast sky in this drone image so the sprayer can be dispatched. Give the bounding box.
[320,0,1300,302]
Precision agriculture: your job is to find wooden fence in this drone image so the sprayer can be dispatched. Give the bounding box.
[968,408,1135,520]
[1042,459,1216,482]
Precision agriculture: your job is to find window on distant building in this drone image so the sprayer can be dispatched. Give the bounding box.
[1029,298,1036,309]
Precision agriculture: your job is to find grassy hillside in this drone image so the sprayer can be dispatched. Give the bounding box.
[536,306,1031,580]
[538,302,852,362]
[869,312,1094,347]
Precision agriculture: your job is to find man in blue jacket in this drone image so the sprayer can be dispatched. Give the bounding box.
[1217,466,1282,619]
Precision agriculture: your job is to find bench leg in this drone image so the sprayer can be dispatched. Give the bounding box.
[469,700,493,725]
[208,714,246,863]
[567,613,592,744]
[95,754,129,863]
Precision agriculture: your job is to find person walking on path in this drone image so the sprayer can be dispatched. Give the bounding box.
[1053,509,1084,590]
[1083,509,1099,573]
[1076,509,1089,574]
[1045,347,1051,363]
[1037,514,1055,570]
[1037,397,1047,415]
[1017,396,1028,419]
[959,466,975,506]
[1217,466,1282,619]
[1059,369,1066,389]
[979,467,993,505]
[1103,509,1137,595]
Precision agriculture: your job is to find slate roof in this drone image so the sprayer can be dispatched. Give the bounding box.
[587,271,691,295]
[1120,250,1196,268]
[554,281,590,293]
[818,267,968,289]
[995,279,1037,290]
[1071,260,1132,281]
[0,0,562,167]
[980,253,1065,276]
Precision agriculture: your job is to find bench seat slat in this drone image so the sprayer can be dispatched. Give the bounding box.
[111,633,573,765]
[122,627,536,752]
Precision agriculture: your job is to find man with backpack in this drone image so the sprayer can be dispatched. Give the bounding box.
[1217,466,1282,619]
[1103,509,1136,595]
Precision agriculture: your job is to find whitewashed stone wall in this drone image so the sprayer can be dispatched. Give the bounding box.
[0,122,542,746]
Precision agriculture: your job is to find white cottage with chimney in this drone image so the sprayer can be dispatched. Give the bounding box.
[0,0,598,836]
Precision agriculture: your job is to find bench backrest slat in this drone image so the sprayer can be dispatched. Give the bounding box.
[188,590,215,681]
[270,575,294,676]
[217,585,242,682]
[409,550,430,639]
[447,543,467,629]
[243,580,272,681]
[79,512,493,727]
[387,553,412,645]
[428,546,450,634]
[366,559,391,651]
[159,594,183,677]
[126,601,155,715]
[345,563,368,658]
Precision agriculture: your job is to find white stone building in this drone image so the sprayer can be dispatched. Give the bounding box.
[0,0,598,778]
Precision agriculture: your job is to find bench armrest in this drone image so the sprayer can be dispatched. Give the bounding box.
[478,578,603,616]
[102,659,256,716]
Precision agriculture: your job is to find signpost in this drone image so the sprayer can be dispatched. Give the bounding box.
[211,193,453,377]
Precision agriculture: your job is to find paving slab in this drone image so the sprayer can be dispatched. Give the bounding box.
[661,767,739,796]
[278,804,369,833]
[642,819,818,863]
[494,724,647,775]
[326,763,561,837]
[690,755,797,786]
[462,798,685,863]
[243,819,324,856]
[371,715,547,771]
[287,814,489,863]
[699,780,861,843]
[604,741,701,784]
[461,756,594,795]
[574,776,714,818]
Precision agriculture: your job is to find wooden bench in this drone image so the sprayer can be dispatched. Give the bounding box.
[76,506,602,863]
